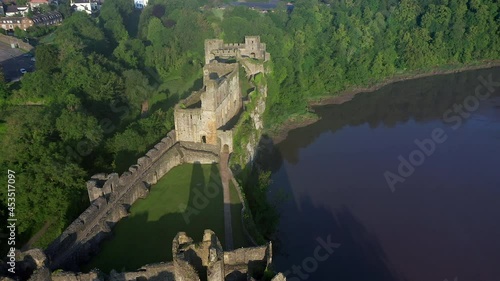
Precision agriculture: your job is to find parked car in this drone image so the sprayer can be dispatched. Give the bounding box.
[31,57,36,62]
[20,68,27,74]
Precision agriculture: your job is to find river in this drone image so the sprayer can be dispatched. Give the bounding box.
[267,67,500,281]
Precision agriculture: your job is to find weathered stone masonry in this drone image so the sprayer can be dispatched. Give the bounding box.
[45,130,220,271]
[175,36,270,155]
[204,36,270,65]
[21,230,284,281]
[174,62,241,151]
[9,36,284,281]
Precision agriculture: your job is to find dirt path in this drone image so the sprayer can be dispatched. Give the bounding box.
[219,152,234,250]
[22,220,52,251]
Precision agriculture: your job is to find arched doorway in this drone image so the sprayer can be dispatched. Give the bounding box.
[222,144,229,154]
[201,136,207,143]
[250,52,256,59]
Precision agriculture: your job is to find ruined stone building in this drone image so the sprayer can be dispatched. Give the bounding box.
[174,36,270,154]
[174,62,240,153]
[11,230,286,281]
[2,36,281,281]
[204,36,270,65]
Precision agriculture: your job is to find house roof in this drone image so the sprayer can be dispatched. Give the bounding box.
[0,16,28,21]
[5,5,19,13]
[31,10,62,24]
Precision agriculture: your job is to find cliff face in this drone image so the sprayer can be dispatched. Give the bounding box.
[231,69,268,170]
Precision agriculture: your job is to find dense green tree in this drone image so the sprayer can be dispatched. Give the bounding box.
[35,44,60,73]
[56,109,103,145]
[123,69,155,113]
[0,68,8,101]
[113,38,146,68]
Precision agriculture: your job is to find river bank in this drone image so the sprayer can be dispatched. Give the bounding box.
[269,60,500,144]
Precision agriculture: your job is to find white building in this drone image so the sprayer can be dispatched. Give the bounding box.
[71,0,98,14]
[29,0,50,9]
[134,0,148,9]
[4,5,29,17]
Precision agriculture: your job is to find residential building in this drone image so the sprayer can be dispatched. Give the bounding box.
[0,11,62,31]
[0,17,33,30]
[133,0,147,9]
[29,0,50,8]
[4,5,28,17]
[70,0,99,14]
[31,11,62,27]
[70,0,91,14]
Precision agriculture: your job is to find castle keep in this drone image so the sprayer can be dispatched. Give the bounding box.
[174,62,241,152]
[174,36,270,154]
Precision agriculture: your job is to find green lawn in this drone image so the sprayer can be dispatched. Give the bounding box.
[82,163,225,273]
[212,9,224,21]
[38,32,56,44]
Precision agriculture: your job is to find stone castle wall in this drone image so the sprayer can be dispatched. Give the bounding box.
[175,62,241,147]
[204,36,270,64]
[22,231,282,281]
[25,36,279,280]
[173,107,203,145]
[45,130,220,271]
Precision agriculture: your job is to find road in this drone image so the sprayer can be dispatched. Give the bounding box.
[0,42,35,82]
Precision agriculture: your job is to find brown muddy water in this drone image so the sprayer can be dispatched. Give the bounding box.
[268,67,500,281]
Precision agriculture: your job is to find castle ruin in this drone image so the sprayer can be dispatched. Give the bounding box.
[174,62,240,153]
[204,36,270,65]
[11,230,285,281]
[4,36,280,281]
[174,36,270,154]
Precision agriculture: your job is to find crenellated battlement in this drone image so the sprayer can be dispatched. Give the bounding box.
[205,36,270,64]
